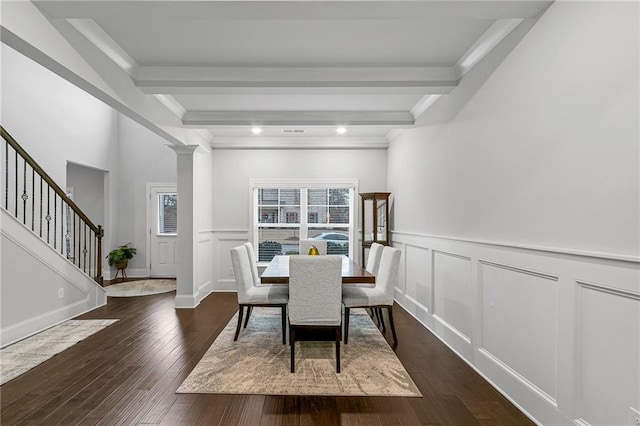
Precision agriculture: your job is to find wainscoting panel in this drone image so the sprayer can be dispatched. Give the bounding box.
[479,261,559,403]
[212,230,249,291]
[197,231,214,301]
[575,281,640,426]
[432,250,473,342]
[391,230,639,426]
[404,244,430,312]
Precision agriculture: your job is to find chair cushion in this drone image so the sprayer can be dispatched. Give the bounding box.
[242,285,289,304]
[342,286,390,307]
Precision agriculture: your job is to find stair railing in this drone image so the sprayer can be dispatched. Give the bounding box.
[1,126,103,285]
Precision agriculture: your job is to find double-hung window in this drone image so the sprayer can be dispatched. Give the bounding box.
[252,180,357,262]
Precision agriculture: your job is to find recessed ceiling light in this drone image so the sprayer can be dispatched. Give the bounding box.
[336,127,347,134]
[251,127,262,135]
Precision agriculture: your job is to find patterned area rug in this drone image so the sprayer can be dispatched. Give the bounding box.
[0,319,118,385]
[105,279,176,297]
[177,308,421,397]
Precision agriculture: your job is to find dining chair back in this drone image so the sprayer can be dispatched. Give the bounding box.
[288,255,342,372]
[230,245,288,344]
[342,246,401,346]
[243,242,260,286]
[299,239,327,255]
[365,242,384,275]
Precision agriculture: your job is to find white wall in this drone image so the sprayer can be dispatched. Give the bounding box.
[211,147,387,290]
[388,2,639,425]
[115,114,177,277]
[66,162,105,227]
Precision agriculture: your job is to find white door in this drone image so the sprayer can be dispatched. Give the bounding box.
[149,185,177,277]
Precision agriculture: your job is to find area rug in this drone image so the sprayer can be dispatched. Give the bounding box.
[105,279,176,297]
[177,308,421,397]
[0,319,118,385]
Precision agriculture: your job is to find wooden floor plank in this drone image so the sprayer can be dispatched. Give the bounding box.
[0,292,535,425]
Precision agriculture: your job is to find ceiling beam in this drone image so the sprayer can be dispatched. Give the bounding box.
[183,111,415,127]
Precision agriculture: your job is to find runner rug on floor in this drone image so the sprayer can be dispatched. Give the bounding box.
[177,308,421,397]
[105,279,176,297]
[0,319,118,385]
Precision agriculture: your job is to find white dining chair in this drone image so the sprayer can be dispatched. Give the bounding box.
[365,242,384,275]
[342,246,401,346]
[240,242,289,329]
[230,245,289,344]
[288,255,343,373]
[299,239,327,255]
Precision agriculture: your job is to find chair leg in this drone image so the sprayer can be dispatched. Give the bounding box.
[387,305,398,345]
[335,327,341,373]
[243,306,253,328]
[376,308,385,332]
[290,327,295,373]
[281,305,287,345]
[344,307,351,344]
[234,305,244,341]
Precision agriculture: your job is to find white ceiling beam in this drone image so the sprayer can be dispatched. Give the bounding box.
[183,111,415,127]
[455,18,524,78]
[209,137,389,150]
[134,66,459,94]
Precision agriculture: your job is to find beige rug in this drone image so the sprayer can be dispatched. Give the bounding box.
[0,319,118,385]
[177,308,421,397]
[105,279,176,297]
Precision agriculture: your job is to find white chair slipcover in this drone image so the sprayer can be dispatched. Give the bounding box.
[288,255,342,372]
[230,245,288,344]
[342,246,401,346]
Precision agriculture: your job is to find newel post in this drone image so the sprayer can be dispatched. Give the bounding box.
[96,225,104,286]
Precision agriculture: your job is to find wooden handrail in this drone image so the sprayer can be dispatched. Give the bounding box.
[1,126,99,234]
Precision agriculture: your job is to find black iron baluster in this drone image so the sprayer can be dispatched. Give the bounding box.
[4,139,8,210]
[39,177,43,238]
[53,194,57,249]
[89,229,93,277]
[73,212,77,265]
[60,198,64,255]
[46,186,51,243]
[31,168,35,231]
[22,157,27,223]
[83,223,87,273]
[14,147,18,217]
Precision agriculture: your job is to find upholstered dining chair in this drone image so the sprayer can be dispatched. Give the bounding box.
[342,246,401,346]
[288,255,343,373]
[365,242,385,276]
[240,242,289,328]
[230,246,289,344]
[299,239,327,255]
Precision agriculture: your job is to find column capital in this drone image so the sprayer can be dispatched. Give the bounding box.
[167,144,200,155]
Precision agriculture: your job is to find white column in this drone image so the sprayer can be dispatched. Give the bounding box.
[169,145,199,308]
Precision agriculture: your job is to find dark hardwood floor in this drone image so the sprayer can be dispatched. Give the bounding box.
[1,292,534,425]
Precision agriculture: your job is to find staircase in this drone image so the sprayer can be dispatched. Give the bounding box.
[1,126,107,347]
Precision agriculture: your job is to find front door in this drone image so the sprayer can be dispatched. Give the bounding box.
[149,185,177,277]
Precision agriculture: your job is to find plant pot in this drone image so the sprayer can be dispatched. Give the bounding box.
[115,259,128,270]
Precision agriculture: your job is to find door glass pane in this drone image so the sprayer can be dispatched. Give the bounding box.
[158,193,177,234]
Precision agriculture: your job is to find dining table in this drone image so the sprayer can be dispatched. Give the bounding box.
[260,255,375,285]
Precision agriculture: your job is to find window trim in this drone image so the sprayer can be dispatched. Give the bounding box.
[250,179,358,262]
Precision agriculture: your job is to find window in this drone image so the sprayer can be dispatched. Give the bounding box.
[158,193,177,234]
[252,180,356,262]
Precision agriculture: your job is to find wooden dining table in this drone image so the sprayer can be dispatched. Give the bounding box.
[260,255,375,284]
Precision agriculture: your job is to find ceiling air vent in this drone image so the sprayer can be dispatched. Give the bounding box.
[281,129,306,134]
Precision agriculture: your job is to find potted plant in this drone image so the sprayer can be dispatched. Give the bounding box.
[107,243,137,270]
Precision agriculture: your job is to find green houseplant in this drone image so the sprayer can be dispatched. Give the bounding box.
[107,243,137,270]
